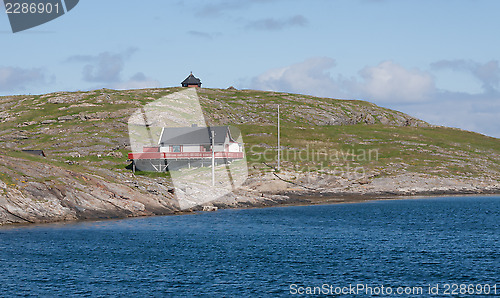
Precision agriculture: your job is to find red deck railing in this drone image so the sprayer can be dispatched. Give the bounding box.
[128,152,244,160]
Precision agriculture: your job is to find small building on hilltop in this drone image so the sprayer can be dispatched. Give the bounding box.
[181,72,202,88]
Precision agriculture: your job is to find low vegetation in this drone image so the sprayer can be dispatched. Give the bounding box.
[0,87,498,187]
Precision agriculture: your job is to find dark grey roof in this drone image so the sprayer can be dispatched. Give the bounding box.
[22,150,46,157]
[181,73,202,85]
[159,126,234,146]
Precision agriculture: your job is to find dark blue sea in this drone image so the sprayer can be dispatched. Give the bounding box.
[0,196,499,297]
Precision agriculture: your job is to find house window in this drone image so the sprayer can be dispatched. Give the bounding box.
[171,145,181,152]
[201,145,211,152]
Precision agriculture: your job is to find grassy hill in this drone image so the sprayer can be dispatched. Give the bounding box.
[1,87,498,178]
[0,87,498,224]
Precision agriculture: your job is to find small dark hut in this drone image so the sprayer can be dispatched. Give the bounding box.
[22,150,46,157]
[181,72,202,88]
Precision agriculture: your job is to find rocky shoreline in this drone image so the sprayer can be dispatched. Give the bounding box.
[0,150,499,227]
[2,188,499,228]
[209,183,500,211]
[274,189,500,207]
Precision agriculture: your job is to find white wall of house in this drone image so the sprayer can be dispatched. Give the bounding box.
[157,139,241,153]
[213,144,225,152]
[183,145,201,152]
[228,143,240,152]
[159,145,203,152]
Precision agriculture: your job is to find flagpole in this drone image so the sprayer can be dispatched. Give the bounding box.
[277,105,280,171]
[211,129,215,186]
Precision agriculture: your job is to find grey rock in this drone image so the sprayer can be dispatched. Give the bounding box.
[365,114,376,124]
[57,115,77,121]
[379,116,391,125]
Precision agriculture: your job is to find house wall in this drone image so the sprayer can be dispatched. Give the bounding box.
[183,145,201,152]
[156,128,239,153]
[214,144,225,152]
[159,145,208,152]
[228,143,240,152]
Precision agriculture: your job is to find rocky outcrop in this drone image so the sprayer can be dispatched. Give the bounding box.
[1,151,497,226]
[197,89,428,127]
[244,170,500,197]
[0,155,178,225]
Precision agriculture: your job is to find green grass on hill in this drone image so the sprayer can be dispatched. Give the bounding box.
[0,88,498,184]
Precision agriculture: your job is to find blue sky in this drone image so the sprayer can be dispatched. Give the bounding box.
[1,0,499,137]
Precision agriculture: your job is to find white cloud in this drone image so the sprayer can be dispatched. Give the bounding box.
[395,94,500,138]
[251,58,435,102]
[358,61,436,103]
[194,0,280,18]
[192,1,306,33]
[66,49,160,90]
[0,66,49,92]
[249,57,500,138]
[112,72,161,90]
[67,48,137,83]
[431,59,500,93]
[246,15,308,31]
[187,30,214,40]
[251,57,348,98]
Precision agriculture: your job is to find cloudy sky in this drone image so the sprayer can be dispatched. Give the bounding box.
[1,0,499,138]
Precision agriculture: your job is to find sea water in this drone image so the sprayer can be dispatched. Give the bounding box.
[0,196,498,297]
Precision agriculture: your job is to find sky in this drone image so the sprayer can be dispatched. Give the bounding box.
[1,0,499,138]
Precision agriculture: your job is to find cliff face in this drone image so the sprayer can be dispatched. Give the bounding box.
[0,154,178,224]
[0,88,498,225]
[0,153,292,225]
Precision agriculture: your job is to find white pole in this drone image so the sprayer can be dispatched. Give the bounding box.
[277,105,280,171]
[211,129,215,186]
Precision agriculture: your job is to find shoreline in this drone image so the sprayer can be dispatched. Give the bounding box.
[3,191,499,229]
[226,190,500,210]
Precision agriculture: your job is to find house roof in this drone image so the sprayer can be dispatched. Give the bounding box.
[22,149,46,157]
[159,126,235,146]
[181,73,202,85]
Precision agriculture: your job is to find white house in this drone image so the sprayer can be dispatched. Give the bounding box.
[158,125,242,154]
